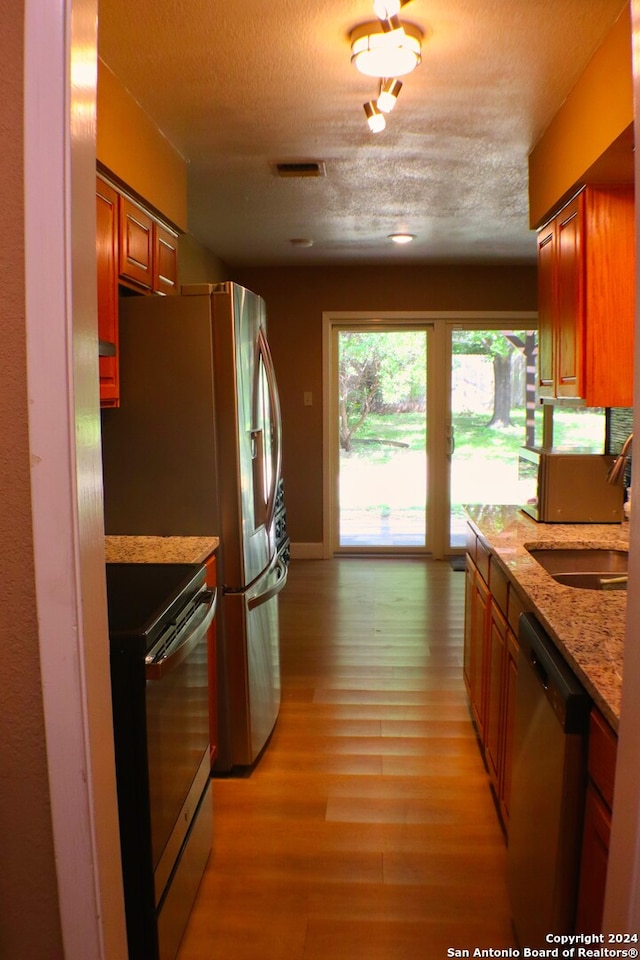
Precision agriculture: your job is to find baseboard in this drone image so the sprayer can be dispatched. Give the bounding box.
[290,542,324,560]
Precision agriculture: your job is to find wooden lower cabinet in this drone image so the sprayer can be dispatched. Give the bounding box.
[575,708,617,934]
[484,590,519,828]
[484,601,506,784]
[499,626,518,826]
[576,784,611,933]
[464,545,519,832]
[464,557,490,742]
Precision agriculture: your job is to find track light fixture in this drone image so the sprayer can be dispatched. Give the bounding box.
[352,1,423,134]
[377,78,403,113]
[363,100,386,133]
[350,21,422,78]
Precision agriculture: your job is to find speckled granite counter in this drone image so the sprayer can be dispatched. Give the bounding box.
[105,535,219,565]
[464,506,629,731]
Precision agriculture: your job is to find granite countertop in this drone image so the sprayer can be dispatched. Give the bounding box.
[105,535,219,565]
[464,505,629,731]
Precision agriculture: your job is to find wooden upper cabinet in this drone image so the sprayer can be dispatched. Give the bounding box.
[555,195,584,398]
[96,172,181,405]
[119,195,154,290]
[96,176,120,407]
[153,222,179,295]
[536,185,634,407]
[537,222,556,397]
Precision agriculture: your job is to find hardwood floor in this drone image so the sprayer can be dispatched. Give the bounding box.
[178,558,516,959]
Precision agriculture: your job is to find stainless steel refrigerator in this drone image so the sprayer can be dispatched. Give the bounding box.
[101,282,288,770]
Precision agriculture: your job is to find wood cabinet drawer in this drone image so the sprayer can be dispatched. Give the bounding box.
[588,708,617,810]
[465,524,477,564]
[476,537,490,585]
[489,558,509,618]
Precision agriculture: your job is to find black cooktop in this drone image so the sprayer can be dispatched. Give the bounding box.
[105,563,206,645]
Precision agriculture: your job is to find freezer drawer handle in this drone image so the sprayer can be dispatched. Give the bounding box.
[247,557,288,611]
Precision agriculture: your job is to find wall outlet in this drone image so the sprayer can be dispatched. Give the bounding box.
[304,391,313,406]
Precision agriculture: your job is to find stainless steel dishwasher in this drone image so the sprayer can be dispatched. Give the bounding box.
[507,613,591,948]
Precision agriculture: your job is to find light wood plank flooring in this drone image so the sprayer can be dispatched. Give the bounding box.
[178,558,516,959]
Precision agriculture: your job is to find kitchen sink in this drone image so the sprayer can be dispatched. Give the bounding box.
[527,547,628,591]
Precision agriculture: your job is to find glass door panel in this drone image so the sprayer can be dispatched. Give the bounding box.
[338,328,428,549]
[449,328,537,549]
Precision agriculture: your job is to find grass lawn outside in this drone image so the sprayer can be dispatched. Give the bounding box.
[339,407,606,546]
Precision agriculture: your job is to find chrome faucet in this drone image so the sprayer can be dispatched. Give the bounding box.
[607,432,633,485]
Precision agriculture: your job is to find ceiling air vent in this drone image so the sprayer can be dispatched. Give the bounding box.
[272,160,326,178]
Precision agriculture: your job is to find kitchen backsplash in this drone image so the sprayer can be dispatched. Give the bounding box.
[608,407,633,487]
[608,407,633,454]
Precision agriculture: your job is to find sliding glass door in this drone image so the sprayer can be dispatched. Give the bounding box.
[337,326,429,550]
[448,326,538,549]
[324,314,538,557]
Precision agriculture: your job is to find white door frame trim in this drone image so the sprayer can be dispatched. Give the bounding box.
[24,0,128,955]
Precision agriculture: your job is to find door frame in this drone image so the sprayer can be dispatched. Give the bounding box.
[322,311,537,559]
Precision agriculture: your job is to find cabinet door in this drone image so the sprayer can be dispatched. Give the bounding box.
[555,194,584,398]
[485,600,506,787]
[583,185,635,407]
[96,177,120,407]
[119,195,153,289]
[575,783,611,934]
[464,562,490,740]
[499,625,518,827]
[537,222,556,396]
[153,223,179,295]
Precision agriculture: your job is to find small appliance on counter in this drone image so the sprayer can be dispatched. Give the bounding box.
[106,562,217,960]
[518,446,624,523]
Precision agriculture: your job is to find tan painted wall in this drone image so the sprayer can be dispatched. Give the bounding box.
[97,57,188,230]
[0,4,64,955]
[178,233,230,285]
[232,264,538,546]
[529,3,633,227]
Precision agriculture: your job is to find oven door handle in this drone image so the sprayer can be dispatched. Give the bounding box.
[146,588,217,681]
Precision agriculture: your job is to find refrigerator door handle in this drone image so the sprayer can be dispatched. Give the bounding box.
[251,428,266,528]
[253,327,282,532]
[247,556,288,611]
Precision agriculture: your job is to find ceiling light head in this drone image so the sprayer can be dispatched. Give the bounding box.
[380,14,402,33]
[351,21,422,78]
[388,233,416,244]
[289,238,314,248]
[373,0,411,18]
[364,100,386,133]
[377,78,402,113]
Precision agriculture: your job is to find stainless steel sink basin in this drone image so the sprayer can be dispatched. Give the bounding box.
[527,547,628,590]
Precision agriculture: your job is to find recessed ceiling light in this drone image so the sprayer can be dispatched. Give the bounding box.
[289,238,314,247]
[388,233,416,244]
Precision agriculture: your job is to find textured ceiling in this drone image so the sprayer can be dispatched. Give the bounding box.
[97,0,629,267]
